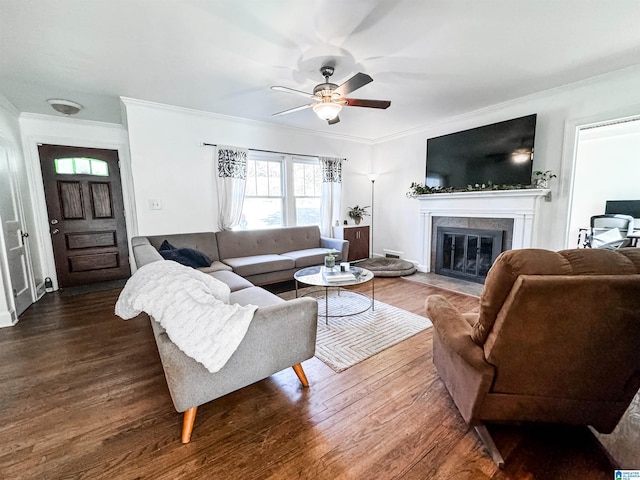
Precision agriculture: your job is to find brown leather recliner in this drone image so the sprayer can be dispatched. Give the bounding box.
[425,248,640,466]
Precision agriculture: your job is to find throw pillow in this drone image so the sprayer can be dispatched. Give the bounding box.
[159,247,212,269]
[159,240,176,251]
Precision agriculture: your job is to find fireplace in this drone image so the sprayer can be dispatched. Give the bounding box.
[416,189,550,274]
[435,227,504,283]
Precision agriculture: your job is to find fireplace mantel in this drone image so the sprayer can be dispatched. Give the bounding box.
[417,189,550,272]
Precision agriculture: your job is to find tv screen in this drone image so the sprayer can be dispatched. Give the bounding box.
[605,200,640,220]
[425,114,537,189]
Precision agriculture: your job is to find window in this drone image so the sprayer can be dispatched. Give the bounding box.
[239,152,321,230]
[54,157,109,176]
[292,159,322,226]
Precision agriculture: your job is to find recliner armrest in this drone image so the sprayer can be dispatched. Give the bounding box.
[426,294,495,423]
[426,295,492,374]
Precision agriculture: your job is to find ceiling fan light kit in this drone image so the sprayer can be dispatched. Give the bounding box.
[313,101,342,121]
[272,65,390,125]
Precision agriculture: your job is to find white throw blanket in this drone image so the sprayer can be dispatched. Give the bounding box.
[115,260,258,373]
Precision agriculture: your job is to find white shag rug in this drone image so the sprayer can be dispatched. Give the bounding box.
[279,288,432,372]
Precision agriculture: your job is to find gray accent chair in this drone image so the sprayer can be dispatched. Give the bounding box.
[131,235,318,443]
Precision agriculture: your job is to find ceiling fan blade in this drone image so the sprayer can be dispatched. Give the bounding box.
[343,98,391,109]
[272,104,313,117]
[333,72,373,96]
[327,115,340,125]
[271,86,316,99]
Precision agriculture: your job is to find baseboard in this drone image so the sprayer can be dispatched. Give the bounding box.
[0,308,17,328]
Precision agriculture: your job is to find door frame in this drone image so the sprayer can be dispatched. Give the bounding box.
[22,127,138,292]
[0,135,36,324]
[559,103,640,249]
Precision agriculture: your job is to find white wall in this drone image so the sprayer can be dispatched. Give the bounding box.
[122,98,373,236]
[371,65,640,264]
[568,119,640,244]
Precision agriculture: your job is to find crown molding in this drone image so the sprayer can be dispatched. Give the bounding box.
[19,112,126,131]
[119,97,374,145]
[0,94,21,118]
[371,63,640,144]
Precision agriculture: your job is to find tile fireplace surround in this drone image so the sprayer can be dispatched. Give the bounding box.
[417,189,550,273]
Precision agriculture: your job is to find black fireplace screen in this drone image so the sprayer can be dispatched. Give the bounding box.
[436,227,504,283]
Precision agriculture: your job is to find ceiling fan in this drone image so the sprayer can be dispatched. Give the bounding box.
[271,66,391,125]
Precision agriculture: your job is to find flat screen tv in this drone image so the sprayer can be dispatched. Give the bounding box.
[425,114,537,189]
[605,200,640,220]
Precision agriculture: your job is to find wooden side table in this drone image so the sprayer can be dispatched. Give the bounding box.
[333,225,370,261]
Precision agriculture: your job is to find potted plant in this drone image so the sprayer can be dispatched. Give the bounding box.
[347,205,370,225]
[324,249,338,268]
[532,170,557,189]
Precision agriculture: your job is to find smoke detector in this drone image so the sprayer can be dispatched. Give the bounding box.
[47,99,83,116]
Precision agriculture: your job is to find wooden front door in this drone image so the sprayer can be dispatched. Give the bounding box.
[38,145,131,288]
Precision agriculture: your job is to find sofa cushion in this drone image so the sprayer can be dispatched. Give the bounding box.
[281,248,328,268]
[208,270,253,292]
[473,248,640,346]
[197,261,233,274]
[229,286,284,308]
[558,248,638,275]
[617,248,640,272]
[159,247,212,269]
[223,254,295,277]
[472,249,573,345]
[216,226,321,259]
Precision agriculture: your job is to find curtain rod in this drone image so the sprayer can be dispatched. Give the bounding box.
[201,142,347,161]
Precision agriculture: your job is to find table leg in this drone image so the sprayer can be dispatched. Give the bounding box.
[372,276,375,311]
[325,286,329,325]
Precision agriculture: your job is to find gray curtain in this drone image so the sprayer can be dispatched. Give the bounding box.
[319,156,343,237]
[215,145,248,231]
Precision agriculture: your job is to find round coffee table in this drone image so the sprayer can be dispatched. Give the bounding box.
[294,265,375,325]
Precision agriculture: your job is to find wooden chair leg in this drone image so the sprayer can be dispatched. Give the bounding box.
[474,424,505,468]
[292,363,309,387]
[181,407,197,444]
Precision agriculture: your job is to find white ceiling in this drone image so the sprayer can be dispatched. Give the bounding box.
[2,0,640,141]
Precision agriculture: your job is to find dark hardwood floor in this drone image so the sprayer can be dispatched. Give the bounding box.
[0,277,615,479]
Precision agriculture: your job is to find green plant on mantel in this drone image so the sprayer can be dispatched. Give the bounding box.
[532,170,557,188]
[407,171,556,197]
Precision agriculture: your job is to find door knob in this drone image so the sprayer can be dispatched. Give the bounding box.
[21,232,29,238]
[52,229,60,235]
[50,219,59,225]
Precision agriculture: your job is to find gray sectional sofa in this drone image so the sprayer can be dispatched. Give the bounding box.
[135,225,348,285]
[130,226,345,443]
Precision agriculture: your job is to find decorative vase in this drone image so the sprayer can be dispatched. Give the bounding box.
[354,217,361,225]
[324,256,335,268]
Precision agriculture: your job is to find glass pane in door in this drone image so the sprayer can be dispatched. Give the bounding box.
[466,235,479,275]
[479,237,494,276]
[443,234,453,270]
[452,234,465,272]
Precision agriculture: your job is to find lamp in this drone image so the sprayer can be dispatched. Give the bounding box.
[367,173,378,258]
[47,99,83,116]
[313,101,342,121]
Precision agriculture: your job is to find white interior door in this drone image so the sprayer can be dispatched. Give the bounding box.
[0,142,34,316]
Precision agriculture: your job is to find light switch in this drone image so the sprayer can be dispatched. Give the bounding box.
[148,199,162,210]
